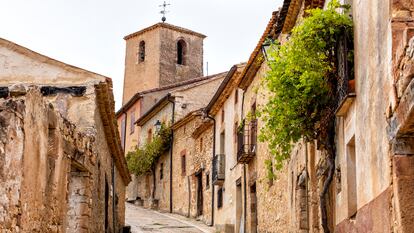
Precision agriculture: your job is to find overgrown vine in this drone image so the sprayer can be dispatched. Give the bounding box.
[258,1,353,232]
[126,123,172,198]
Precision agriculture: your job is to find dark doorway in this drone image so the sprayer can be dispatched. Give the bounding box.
[105,177,109,233]
[196,172,203,216]
[250,183,258,233]
[236,180,242,233]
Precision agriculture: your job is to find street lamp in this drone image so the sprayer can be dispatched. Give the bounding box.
[154,120,162,133]
[261,38,276,62]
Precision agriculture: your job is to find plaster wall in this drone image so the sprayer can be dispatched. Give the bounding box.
[213,87,243,232]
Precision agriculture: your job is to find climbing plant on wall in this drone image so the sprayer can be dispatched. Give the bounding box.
[258,1,353,231]
[126,123,172,176]
[259,0,353,170]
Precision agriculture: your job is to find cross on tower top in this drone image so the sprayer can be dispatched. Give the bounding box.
[159,1,171,23]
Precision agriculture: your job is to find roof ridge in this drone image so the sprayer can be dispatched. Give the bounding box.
[0,37,111,81]
[124,22,206,40]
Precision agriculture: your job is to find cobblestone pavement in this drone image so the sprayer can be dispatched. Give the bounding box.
[125,203,215,233]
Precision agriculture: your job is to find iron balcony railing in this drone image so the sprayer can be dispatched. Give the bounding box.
[335,30,356,116]
[212,154,225,186]
[237,119,257,164]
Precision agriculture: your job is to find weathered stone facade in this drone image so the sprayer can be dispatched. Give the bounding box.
[119,1,414,232]
[122,23,205,104]
[0,89,127,232]
[171,111,213,225]
[0,38,130,233]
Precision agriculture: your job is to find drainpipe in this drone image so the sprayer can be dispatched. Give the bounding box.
[167,96,175,213]
[112,159,116,232]
[122,113,127,152]
[205,113,216,227]
[240,90,247,232]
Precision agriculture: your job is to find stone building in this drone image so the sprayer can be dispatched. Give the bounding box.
[237,0,414,232]
[0,38,130,232]
[204,64,246,232]
[117,22,213,202]
[122,23,205,104]
[236,8,324,232]
[132,72,226,212]
[170,109,214,225]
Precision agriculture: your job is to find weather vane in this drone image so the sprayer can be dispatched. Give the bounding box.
[159,1,171,23]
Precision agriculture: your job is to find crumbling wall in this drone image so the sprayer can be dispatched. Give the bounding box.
[0,89,107,233]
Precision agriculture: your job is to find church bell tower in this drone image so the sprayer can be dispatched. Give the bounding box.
[122,23,206,104]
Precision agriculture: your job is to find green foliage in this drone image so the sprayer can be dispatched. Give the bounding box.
[265,159,276,181]
[259,1,353,170]
[126,123,172,176]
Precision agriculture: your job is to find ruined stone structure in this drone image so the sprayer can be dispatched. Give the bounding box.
[0,38,130,232]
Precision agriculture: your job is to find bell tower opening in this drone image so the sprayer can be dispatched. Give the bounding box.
[177,39,187,65]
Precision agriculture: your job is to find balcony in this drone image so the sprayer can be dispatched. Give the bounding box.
[237,119,257,164]
[335,31,356,116]
[212,154,225,186]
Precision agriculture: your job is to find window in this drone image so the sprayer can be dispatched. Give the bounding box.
[147,129,152,143]
[235,89,238,104]
[121,116,126,150]
[200,137,203,152]
[130,109,135,134]
[177,39,187,65]
[217,187,223,208]
[181,150,186,175]
[138,41,145,63]
[251,101,257,116]
[346,136,357,217]
[220,131,225,154]
[234,121,238,143]
[160,163,164,180]
[206,172,210,189]
[221,109,225,123]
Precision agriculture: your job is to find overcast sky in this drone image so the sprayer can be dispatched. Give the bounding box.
[0,0,282,109]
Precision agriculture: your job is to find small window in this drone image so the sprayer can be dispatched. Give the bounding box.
[200,137,203,152]
[177,39,187,65]
[121,116,126,150]
[220,131,225,154]
[147,129,152,143]
[251,101,257,116]
[235,89,238,104]
[138,41,145,63]
[130,110,135,134]
[234,121,238,143]
[206,172,210,189]
[181,150,186,175]
[160,163,164,180]
[217,187,223,208]
[221,109,225,123]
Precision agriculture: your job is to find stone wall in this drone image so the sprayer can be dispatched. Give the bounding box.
[171,115,213,225]
[122,25,204,104]
[159,27,204,87]
[0,89,96,232]
[123,29,161,103]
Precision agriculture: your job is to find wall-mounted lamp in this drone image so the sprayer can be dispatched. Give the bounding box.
[261,37,276,62]
[154,120,162,133]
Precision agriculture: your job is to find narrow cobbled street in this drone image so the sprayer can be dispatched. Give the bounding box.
[125,203,215,233]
